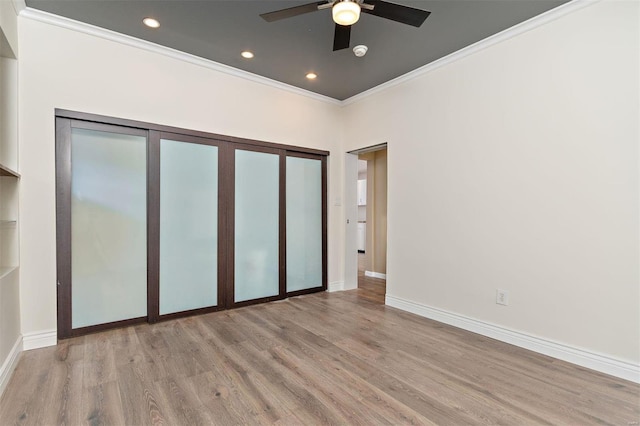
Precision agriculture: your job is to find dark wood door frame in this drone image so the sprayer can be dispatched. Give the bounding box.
[147,131,228,323]
[55,110,328,339]
[283,152,328,298]
[56,119,150,339]
[226,143,286,309]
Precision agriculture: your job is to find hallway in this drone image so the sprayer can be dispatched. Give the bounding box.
[357,253,386,304]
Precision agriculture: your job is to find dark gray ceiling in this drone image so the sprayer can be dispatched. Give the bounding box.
[25,0,569,100]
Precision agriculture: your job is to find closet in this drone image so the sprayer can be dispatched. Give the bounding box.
[55,110,327,338]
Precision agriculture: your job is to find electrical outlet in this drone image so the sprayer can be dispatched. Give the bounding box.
[496,289,509,306]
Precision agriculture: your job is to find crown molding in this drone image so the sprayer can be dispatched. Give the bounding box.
[11,0,26,14]
[19,0,597,108]
[342,0,598,106]
[18,8,342,106]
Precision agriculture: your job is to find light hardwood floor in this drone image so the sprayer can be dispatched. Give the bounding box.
[1,287,638,425]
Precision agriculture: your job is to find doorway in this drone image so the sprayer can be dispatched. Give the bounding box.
[345,144,387,304]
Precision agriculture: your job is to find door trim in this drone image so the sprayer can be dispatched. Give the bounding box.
[56,109,329,156]
[55,119,150,339]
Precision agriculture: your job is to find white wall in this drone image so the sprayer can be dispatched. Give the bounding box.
[18,16,344,336]
[343,0,639,365]
[15,0,640,380]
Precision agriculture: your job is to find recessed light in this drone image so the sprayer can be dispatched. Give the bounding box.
[306,72,317,80]
[143,17,160,28]
[241,51,254,59]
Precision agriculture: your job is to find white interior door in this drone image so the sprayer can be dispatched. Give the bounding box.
[344,152,358,290]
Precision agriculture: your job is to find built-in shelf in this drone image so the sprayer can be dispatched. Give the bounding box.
[0,266,18,280]
[0,163,19,178]
[0,19,21,383]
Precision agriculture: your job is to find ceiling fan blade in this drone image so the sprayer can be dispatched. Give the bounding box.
[333,24,351,51]
[362,0,430,27]
[260,2,327,22]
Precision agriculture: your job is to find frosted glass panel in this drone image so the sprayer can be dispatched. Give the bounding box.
[286,157,323,292]
[234,150,279,302]
[71,128,147,328]
[160,139,218,314]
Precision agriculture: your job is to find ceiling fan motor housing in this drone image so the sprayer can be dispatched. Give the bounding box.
[332,0,361,26]
[260,0,431,52]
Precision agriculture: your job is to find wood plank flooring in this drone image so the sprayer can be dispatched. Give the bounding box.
[1,287,638,425]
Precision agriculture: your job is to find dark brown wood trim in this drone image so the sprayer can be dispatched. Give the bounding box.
[282,152,328,292]
[57,121,153,339]
[284,150,324,160]
[286,287,325,298]
[57,109,329,156]
[229,141,281,156]
[147,131,161,323]
[69,119,148,137]
[55,111,330,339]
[279,151,287,299]
[219,144,235,309]
[55,117,72,339]
[155,305,225,323]
[230,294,286,309]
[67,317,148,338]
[159,131,222,148]
[152,134,225,318]
[227,144,285,308]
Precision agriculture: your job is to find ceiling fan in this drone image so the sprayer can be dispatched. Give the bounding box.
[260,0,431,51]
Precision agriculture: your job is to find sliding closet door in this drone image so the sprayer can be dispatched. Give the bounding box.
[57,110,328,338]
[233,148,282,304]
[285,155,325,294]
[57,120,148,336]
[156,135,221,317]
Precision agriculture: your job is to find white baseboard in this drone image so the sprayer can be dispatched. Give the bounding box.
[365,271,387,279]
[328,281,345,292]
[386,295,640,384]
[23,329,57,350]
[0,335,23,398]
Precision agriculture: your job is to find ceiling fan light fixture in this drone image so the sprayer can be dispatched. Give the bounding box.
[332,0,360,26]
